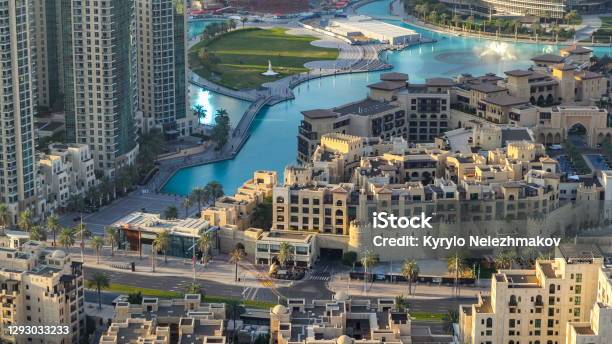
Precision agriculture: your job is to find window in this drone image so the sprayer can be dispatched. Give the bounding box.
[575,273,582,283]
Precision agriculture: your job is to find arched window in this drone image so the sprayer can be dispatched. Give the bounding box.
[336,200,343,206]
[276,197,284,204]
[486,318,493,328]
[549,284,555,294]
[335,209,343,217]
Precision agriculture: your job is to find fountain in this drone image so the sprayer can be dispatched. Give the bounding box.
[261,60,279,76]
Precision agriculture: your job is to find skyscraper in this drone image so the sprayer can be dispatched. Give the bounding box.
[64,0,139,175]
[33,0,64,111]
[0,0,38,221]
[135,0,187,134]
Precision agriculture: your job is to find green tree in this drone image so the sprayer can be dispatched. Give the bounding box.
[182,198,192,218]
[494,250,516,270]
[153,230,171,263]
[342,251,358,268]
[361,250,378,294]
[18,209,33,232]
[59,228,75,251]
[164,205,179,219]
[395,294,410,311]
[90,236,105,264]
[251,196,272,229]
[240,16,248,28]
[0,204,10,234]
[86,272,110,310]
[211,109,230,150]
[127,292,143,304]
[452,14,461,28]
[74,222,91,262]
[190,187,207,213]
[192,104,207,123]
[197,231,213,264]
[204,181,224,204]
[277,242,293,268]
[29,225,45,241]
[105,227,118,257]
[47,214,61,246]
[229,247,245,282]
[401,259,420,295]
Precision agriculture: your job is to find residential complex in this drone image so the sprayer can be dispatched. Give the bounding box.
[100,294,226,344]
[38,143,96,214]
[270,293,454,343]
[64,0,139,175]
[459,244,612,344]
[0,0,39,222]
[0,240,84,344]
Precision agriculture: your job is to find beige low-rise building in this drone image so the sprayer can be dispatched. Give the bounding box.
[201,171,277,231]
[0,241,84,344]
[270,293,453,344]
[459,244,612,344]
[38,143,97,214]
[101,294,226,344]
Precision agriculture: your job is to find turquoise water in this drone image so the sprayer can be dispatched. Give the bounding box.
[187,85,250,126]
[163,1,612,195]
[188,19,228,39]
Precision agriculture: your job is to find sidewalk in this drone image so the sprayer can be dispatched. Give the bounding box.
[68,246,292,290]
[327,273,490,300]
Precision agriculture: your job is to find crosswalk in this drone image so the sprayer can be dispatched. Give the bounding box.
[306,272,330,281]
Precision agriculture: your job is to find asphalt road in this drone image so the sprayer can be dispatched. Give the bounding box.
[84,266,474,313]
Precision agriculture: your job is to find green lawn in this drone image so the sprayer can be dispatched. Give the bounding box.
[410,311,447,321]
[95,283,275,309]
[590,17,612,43]
[189,27,339,90]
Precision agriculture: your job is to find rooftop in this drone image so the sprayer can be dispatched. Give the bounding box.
[531,54,565,63]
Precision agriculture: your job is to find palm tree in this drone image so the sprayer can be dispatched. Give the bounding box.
[197,231,213,264]
[447,253,467,297]
[192,104,207,123]
[277,242,293,268]
[29,226,45,241]
[360,250,378,294]
[18,209,33,232]
[105,227,118,257]
[90,236,105,264]
[204,181,224,204]
[229,247,245,282]
[401,259,419,295]
[190,187,207,213]
[240,16,248,28]
[86,272,110,310]
[47,214,60,246]
[59,228,75,251]
[182,198,192,219]
[164,205,179,219]
[0,204,10,235]
[494,250,516,270]
[74,222,91,262]
[153,230,171,263]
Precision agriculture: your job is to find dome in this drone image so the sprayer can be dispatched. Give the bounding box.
[336,335,353,344]
[51,250,66,259]
[272,304,287,315]
[334,291,349,301]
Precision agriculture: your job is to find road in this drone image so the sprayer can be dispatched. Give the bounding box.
[84,266,473,313]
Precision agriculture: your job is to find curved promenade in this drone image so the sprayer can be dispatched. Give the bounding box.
[151,24,394,192]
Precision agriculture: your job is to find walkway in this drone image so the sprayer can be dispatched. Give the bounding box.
[151,23,393,192]
[575,15,602,41]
